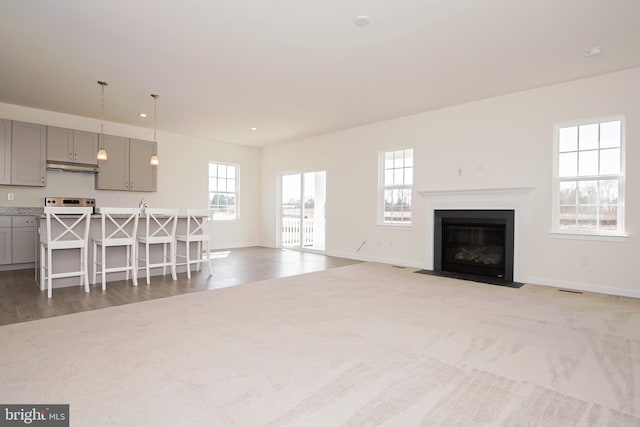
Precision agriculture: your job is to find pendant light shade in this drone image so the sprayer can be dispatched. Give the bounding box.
[97,148,108,161]
[97,80,108,160]
[150,93,159,166]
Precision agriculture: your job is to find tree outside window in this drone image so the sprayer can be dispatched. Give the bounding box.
[209,162,239,220]
[380,148,413,224]
[554,119,624,234]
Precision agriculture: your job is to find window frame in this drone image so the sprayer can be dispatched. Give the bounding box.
[208,161,240,221]
[551,116,626,240]
[377,148,414,227]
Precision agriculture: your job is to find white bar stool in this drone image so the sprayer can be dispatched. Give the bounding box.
[40,207,93,298]
[92,208,140,290]
[175,209,214,278]
[136,208,178,284]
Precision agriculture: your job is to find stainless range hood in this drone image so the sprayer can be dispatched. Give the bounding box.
[46,162,100,173]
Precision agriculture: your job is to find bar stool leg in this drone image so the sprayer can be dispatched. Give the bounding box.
[83,246,90,292]
[185,240,191,279]
[145,241,151,285]
[162,243,167,276]
[196,241,202,272]
[131,243,138,287]
[79,247,84,288]
[170,240,177,281]
[47,248,53,299]
[40,244,46,291]
[125,246,130,282]
[101,245,107,291]
[92,241,97,285]
[206,239,213,276]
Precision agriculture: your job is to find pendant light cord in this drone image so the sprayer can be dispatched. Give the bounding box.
[150,94,160,165]
[152,94,158,142]
[98,81,108,134]
[96,81,109,161]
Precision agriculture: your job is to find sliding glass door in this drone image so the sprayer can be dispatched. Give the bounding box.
[280,171,326,251]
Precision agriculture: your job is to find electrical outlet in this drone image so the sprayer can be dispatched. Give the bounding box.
[7,192,14,201]
[580,256,589,266]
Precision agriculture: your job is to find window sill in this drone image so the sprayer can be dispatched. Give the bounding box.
[213,218,240,223]
[376,222,413,230]
[549,231,628,242]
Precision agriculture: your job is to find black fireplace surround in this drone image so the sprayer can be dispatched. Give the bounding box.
[434,209,515,284]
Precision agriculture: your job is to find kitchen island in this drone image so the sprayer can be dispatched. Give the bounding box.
[27,209,209,290]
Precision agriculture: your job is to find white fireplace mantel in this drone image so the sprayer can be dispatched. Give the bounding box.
[419,187,534,283]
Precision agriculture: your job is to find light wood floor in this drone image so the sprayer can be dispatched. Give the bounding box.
[0,247,361,326]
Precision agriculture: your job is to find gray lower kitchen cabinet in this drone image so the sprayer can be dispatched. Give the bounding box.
[11,216,37,264]
[47,126,98,165]
[0,217,10,265]
[11,121,46,187]
[95,135,156,192]
[1,119,12,185]
[0,216,37,265]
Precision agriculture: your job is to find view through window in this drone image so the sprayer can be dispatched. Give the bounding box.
[555,119,624,233]
[380,148,413,224]
[208,162,238,220]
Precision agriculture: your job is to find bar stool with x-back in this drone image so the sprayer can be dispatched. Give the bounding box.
[40,206,93,298]
[175,209,214,279]
[136,208,179,284]
[92,207,140,290]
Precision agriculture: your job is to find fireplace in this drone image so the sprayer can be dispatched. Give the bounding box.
[419,187,533,284]
[434,209,515,283]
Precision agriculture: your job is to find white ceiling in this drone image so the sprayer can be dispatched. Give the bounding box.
[1,1,639,147]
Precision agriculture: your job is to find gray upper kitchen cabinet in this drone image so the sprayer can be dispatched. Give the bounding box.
[96,135,156,192]
[11,121,46,187]
[0,119,10,185]
[47,126,98,165]
[95,134,129,191]
[129,139,156,192]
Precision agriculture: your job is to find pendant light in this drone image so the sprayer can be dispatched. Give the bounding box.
[96,81,108,161]
[150,93,159,166]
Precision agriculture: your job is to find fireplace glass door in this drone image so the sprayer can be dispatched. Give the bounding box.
[442,221,506,278]
[434,210,514,281]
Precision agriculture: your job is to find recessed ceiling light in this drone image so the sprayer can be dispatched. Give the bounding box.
[139,113,148,118]
[583,47,602,57]
[354,15,370,27]
[250,127,257,131]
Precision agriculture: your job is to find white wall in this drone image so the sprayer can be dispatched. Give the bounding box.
[261,67,640,297]
[0,103,261,249]
[2,68,638,296]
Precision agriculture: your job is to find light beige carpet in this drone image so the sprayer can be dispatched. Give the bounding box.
[1,262,639,426]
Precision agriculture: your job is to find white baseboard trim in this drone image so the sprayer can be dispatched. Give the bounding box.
[205,246,640,298]
[258,242,278,249]
[325,250,424,269]
[211,242,263,250]
[527,276,640,299]
[0,262,35,272]
[238,245,423,269]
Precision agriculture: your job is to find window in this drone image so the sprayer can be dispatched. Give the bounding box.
[553,118,624,235]
[379,148,413,225]
[208,162,238,220]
